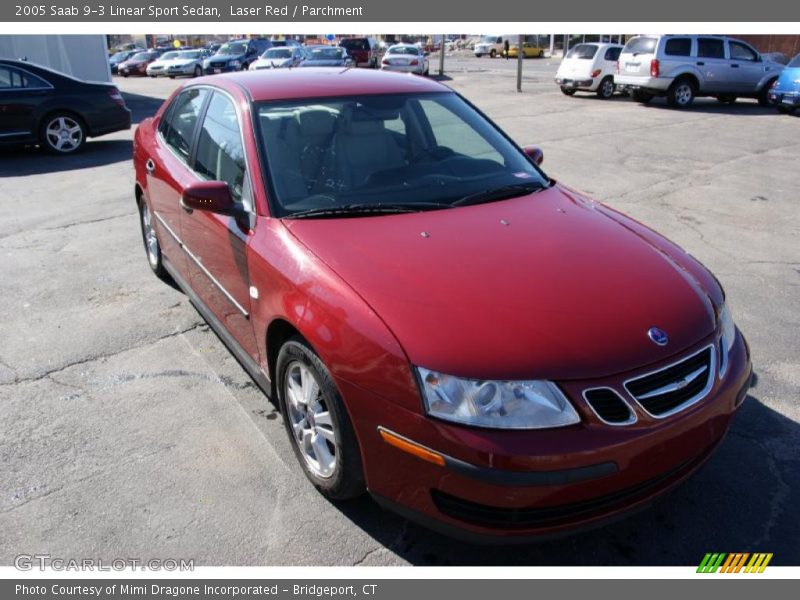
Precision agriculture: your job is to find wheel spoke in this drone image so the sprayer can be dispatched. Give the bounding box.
[311,432,335,474]
[313,410,332,428]
[316,425,336,444]
[287,377,304,407]
[301,371,320,407]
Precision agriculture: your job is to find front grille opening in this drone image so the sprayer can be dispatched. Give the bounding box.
[431,455,699,530]
[625,347,714,417]
[583,388,634,424]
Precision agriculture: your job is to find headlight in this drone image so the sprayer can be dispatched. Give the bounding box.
[416,367,580,430]
[718,303,736,377]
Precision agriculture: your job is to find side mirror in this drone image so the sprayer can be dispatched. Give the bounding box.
[181,181,253,228]
[522,145,544,166]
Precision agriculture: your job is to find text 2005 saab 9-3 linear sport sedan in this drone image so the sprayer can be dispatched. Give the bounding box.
[133,68,752,542]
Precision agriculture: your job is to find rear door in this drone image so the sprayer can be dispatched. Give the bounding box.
[147,86,210,277]
[695,37,730,93]
[727,40,764,93]
[178,90,259,362]
[0,65,52,140]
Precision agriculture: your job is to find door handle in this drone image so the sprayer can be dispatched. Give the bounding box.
[145,159,156,174]
[180,200,193,214]
[696,61,705,66]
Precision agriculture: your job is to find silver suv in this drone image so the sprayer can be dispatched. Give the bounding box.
[614,35,784,107]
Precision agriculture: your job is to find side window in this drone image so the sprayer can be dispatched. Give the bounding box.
[604,47,621,61]
[697,38,725,59]
[0,67,49,89]
[194,92,247,205]
[161,88,208,163]
[664,38,692,57]
[729,41,757,62]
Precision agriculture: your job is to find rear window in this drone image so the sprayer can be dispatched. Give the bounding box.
[789,54,800,68]
[664,38,692,57]
[623,36,657,55]
[604,47,621,61]
[566,44,598,59]
[341,38,369,51]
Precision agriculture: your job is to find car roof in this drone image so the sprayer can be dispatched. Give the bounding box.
[207,68,448,102]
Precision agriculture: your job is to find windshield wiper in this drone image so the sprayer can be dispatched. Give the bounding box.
[285,202,449,220]
[451,182,545,207]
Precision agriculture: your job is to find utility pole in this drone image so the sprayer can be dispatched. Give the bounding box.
[438,33,445,76]
[516,35,523,92]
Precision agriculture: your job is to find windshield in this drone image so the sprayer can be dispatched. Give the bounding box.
[110,52,130,62]
[788,54,800,68]
[256,92,549,218]
[566,44,598,59]
[388,46,419,55]
[131,52,155,61]
[160,51,181,60]
[218,42,247,55]
[482,36,500,44]
[623,36,657,55]
[309,47,344,59]
[179,51,202,59]
[264,48,292,59]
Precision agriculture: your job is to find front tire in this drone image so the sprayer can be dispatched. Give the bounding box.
[41,113,86,154]
[596,76,615,99]
[489,49,496,58]
[758,80,777,107]
[277,338,365,500]
[667,79,696,108]
[193,66,202,78]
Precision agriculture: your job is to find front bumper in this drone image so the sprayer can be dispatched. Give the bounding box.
[343,331,751,540]
[768,89,800,106]
[204,64,237,74]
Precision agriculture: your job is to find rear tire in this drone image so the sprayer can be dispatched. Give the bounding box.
[277,338,365,500]
[40,112,86,155]
[137,197,168,280]
[596,76,615,99]
[560,86,576,96]
[667,78,696,108]
[490,49,496,58]
[631,89,653,104]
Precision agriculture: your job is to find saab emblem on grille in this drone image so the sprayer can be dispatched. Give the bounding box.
[648,327,669,346]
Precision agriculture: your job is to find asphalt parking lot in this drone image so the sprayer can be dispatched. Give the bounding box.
[1,56,798,566]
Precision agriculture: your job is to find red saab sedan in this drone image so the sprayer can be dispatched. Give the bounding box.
[133,69,752,541]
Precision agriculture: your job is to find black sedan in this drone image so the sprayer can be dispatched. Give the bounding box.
[109,50,137,75]
[0,59,131,154]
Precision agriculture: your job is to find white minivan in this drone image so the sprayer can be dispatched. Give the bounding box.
[554,43,624,98]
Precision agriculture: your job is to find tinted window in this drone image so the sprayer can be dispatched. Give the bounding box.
[604,47,621,61]
[697,38,725,59]
[729,41,757,61]
[566,44,598,59]
[161,88,209,163]
[0,67,50,89]
[194,93,246,204]
[664,38,692,57]
[623,37,657,55]
[388,46,420,55]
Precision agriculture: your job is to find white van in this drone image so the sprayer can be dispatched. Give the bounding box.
[474,35,518,58]
[554,43,624,98]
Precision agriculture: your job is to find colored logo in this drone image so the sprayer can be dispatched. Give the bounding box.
[697,553,773,573]
[647,327,669,346]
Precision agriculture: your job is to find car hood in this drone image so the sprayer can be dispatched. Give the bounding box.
[777,66,800,88]
[284,185,718,381]
[254,58,292,67]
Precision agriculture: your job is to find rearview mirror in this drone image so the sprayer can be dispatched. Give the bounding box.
[181,181,253,228]
[522,145,544,166]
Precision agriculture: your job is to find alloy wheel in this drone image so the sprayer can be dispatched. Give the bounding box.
[44,116,83,153]
[140,202,159,268]
[284,361,338,479]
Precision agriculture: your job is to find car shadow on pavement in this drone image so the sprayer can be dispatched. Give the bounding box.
[639,99,781,116]
[122,91,167,124]
[333,385,799,566]
[0,139,132,177]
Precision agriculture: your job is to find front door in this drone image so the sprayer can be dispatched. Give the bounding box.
[178,90,259,362]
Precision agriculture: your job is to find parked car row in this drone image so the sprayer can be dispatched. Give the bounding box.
[555,35,798,115]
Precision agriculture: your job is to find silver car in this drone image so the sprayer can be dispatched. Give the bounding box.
[249,46,307,70]
[380,44,429,76]
[614,35,784,107]
[146,49,208,79]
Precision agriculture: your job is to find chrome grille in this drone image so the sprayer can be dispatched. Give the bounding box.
[625,345,715,418]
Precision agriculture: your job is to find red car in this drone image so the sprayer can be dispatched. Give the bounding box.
[118,51,160,77]
[133,68,752,541]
